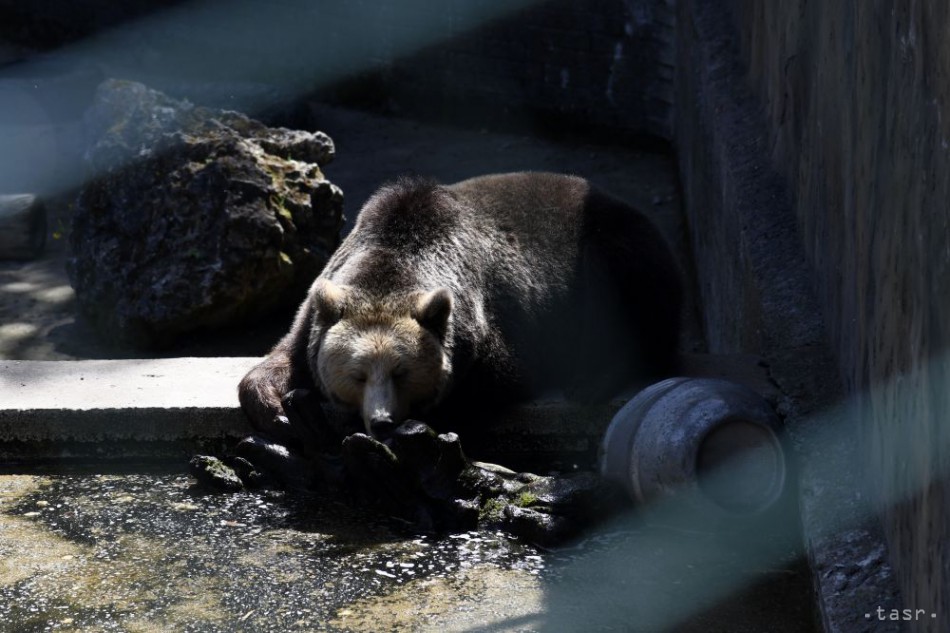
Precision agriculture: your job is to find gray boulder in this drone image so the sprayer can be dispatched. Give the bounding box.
[69,79,343,347]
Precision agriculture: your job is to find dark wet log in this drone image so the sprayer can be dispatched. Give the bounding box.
[0,194,46,260]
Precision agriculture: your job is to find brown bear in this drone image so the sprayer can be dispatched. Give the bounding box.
[239,172,682,440]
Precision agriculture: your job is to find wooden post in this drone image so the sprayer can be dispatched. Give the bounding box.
[0,194,47,260]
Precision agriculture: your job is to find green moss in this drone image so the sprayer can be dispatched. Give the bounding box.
[480,490,538,522]
[51,217,70,241]
[270,193,294,223]
[514,492,539,508]
[479,497,508,522]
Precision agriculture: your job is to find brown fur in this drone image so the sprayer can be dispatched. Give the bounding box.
[315,289,450,433]
[239,172,683,439]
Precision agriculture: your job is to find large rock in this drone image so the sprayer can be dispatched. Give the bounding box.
[69,79,343,347]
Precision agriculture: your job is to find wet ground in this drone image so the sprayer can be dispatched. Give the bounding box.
[0,465,815,632]
[0,104,817,631]
[0,467,544,632]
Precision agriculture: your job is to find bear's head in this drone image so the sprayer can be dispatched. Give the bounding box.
[309,279,453,438]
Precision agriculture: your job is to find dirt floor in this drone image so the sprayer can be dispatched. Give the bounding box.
[0,103,705,361]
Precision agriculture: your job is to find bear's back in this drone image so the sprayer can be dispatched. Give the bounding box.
[352,172,589,247]
[447,172,589,246]
[447,172,591,290]
[333,173,589,296]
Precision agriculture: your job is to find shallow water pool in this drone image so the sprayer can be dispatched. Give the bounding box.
[0,464,816,632]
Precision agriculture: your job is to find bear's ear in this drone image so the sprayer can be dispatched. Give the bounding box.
[412,287,453,339]
[313,279,349,326]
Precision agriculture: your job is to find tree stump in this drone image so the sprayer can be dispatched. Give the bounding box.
[0,194,46,260]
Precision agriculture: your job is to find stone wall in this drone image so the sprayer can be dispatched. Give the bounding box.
[317,0,675,138]
[725,1,950,628]
[0,0,676,198]
[0,0,675,139]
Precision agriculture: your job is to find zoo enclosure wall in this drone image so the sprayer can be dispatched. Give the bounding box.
[725,0,950,627]
[313,0,676,139]
[0,0,676,141]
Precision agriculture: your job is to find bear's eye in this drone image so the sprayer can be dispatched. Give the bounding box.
[392,366,408,380]
[350,372,367,384]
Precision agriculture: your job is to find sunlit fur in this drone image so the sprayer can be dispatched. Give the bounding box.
[314,290,451,434]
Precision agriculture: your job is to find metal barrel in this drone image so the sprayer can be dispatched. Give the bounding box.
[600,377,787,515]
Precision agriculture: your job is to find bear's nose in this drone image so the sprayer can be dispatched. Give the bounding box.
[369,414,397,439]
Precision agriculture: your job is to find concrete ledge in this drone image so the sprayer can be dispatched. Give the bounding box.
[0,358,259,442]
[0,353,777,467]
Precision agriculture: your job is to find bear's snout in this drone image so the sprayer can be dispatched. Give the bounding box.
[369,414,398,439]
[361,376,405,438]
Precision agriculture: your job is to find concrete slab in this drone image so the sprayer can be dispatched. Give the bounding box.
[0,357,259,442]
[0,357,257,410]
[0,353,778,466]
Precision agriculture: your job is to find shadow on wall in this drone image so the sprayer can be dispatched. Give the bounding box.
[725,0,950,623]
[0,0,674,196]
[315,0,675,140]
